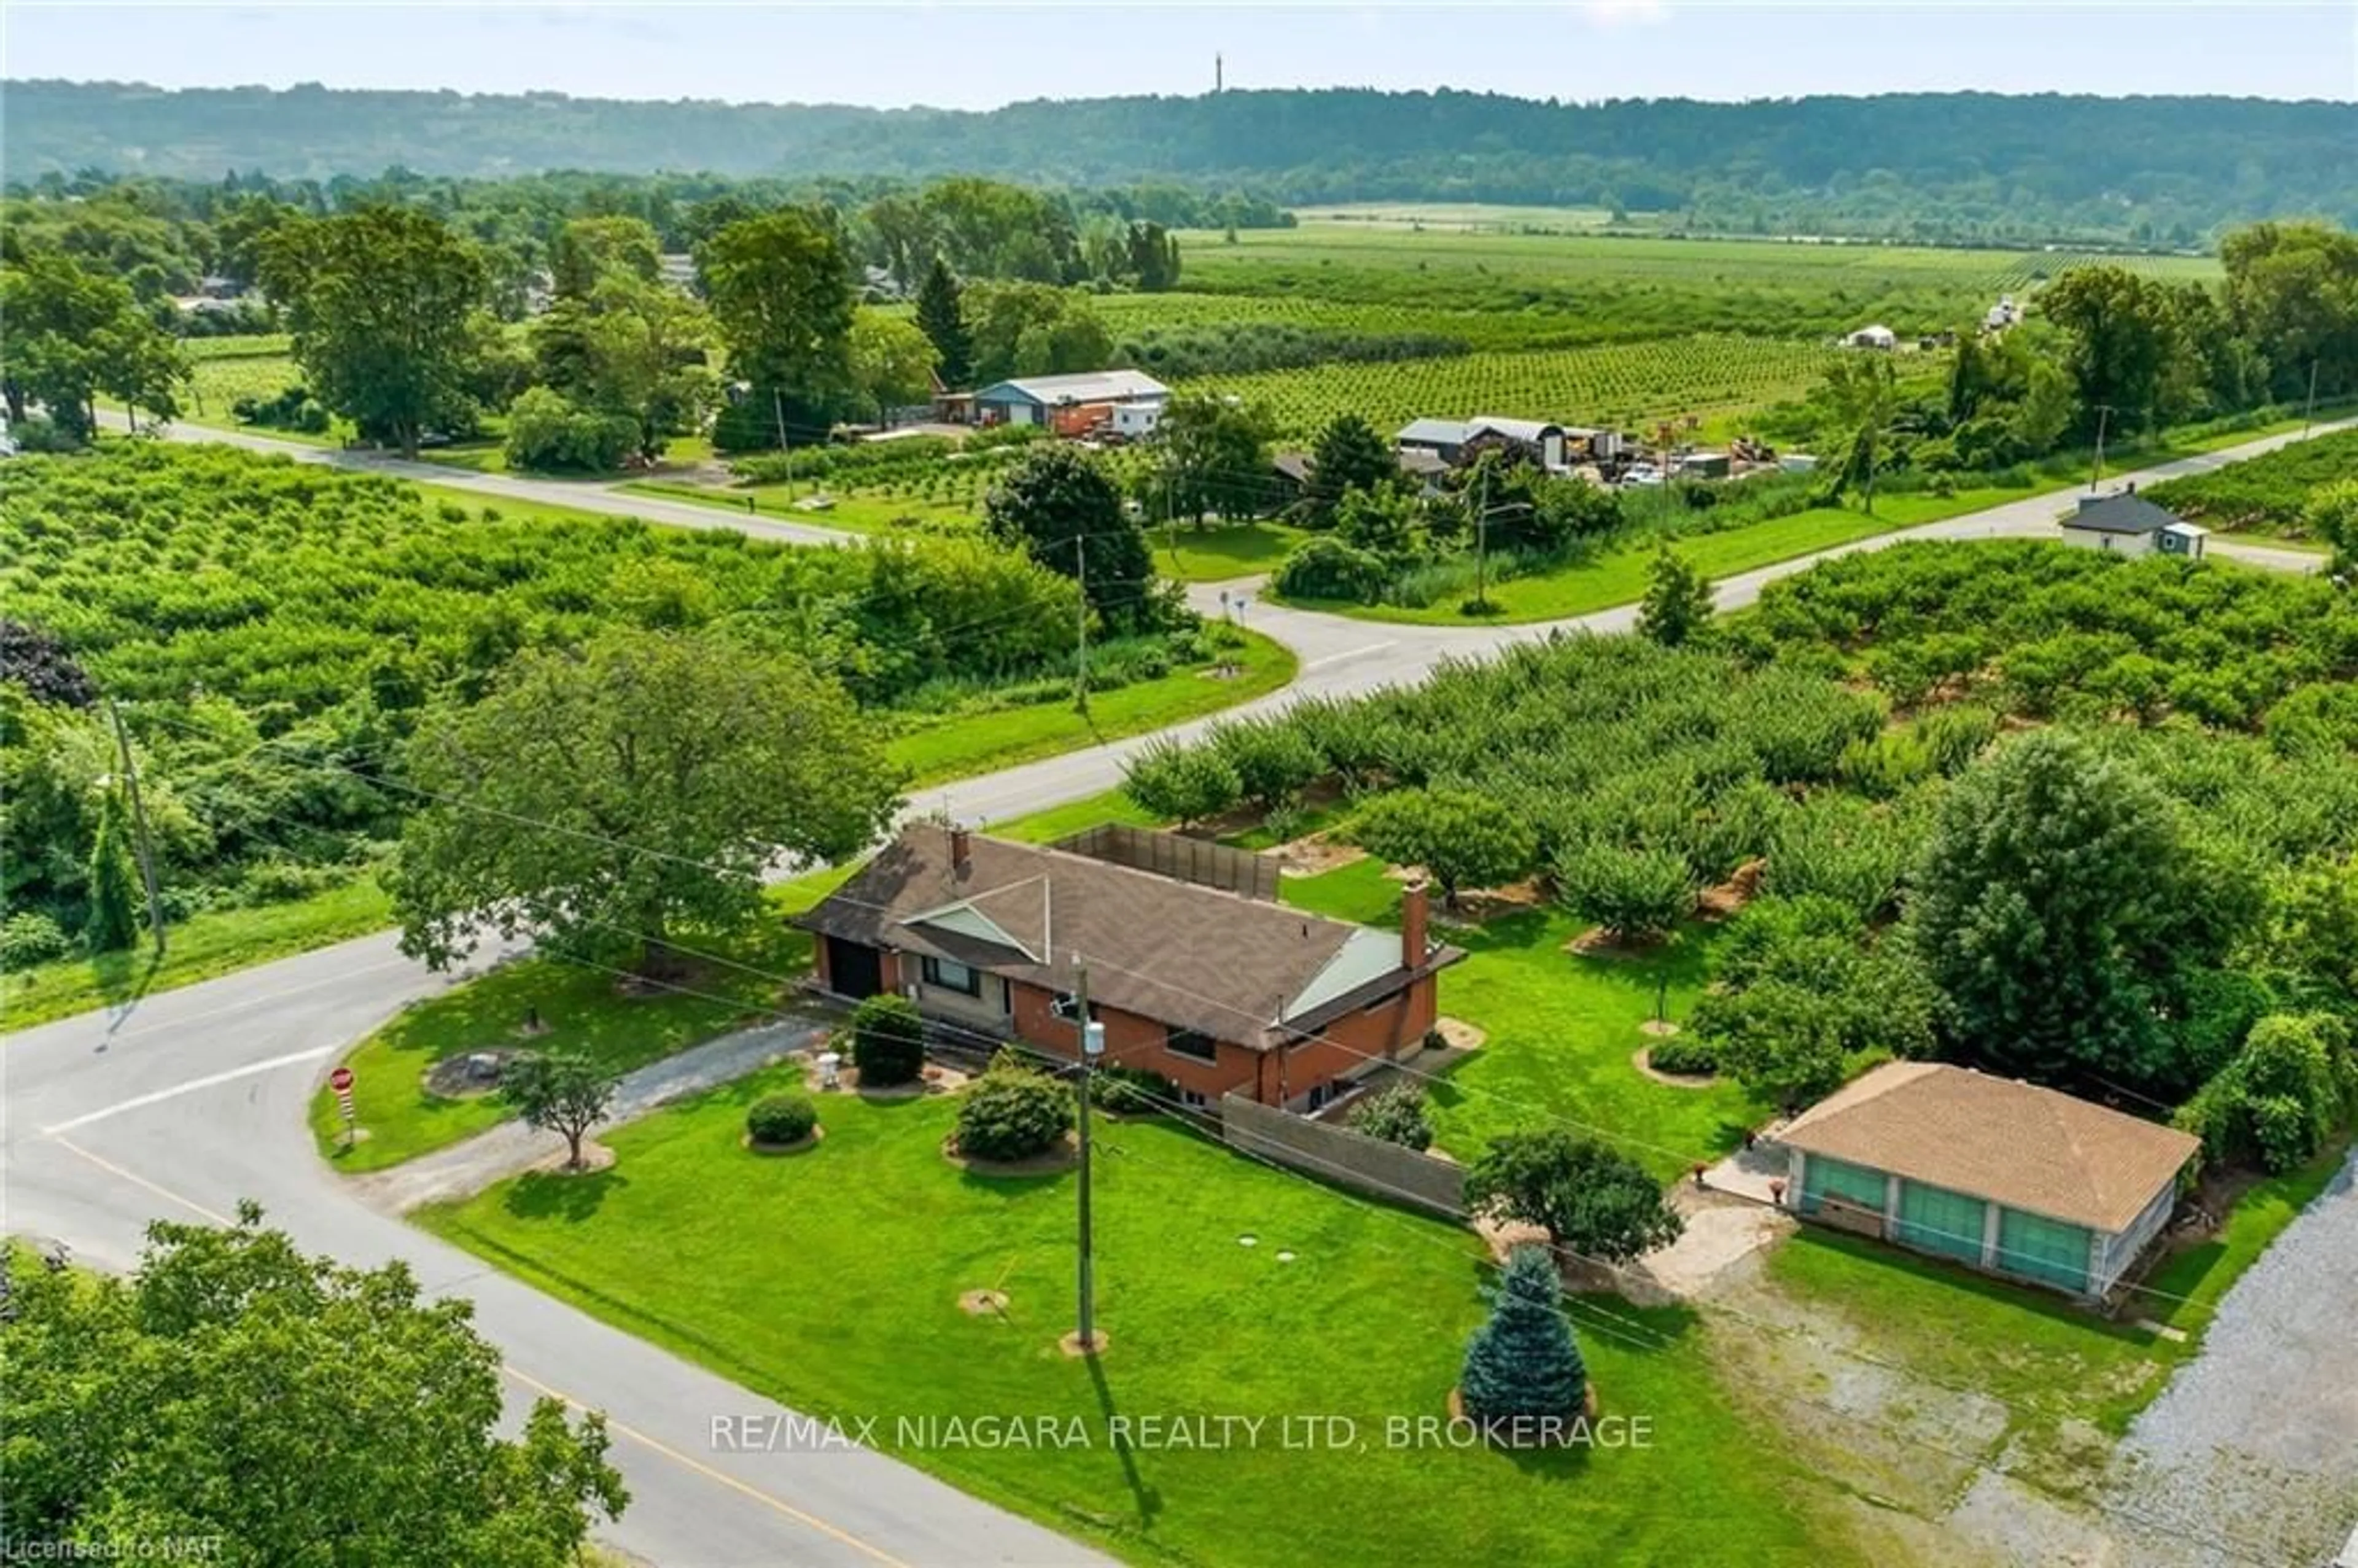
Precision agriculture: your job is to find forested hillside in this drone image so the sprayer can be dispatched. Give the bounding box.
[10,83,2356,243]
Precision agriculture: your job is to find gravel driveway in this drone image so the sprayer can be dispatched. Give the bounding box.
[2098,1148,2358,1567]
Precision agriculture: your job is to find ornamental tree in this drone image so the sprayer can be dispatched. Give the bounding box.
[390,627,901,977]
[1465,1128,1684,1266]
[500,1050,620,1171]
[1460,1244,1587,1425]
[0,1205,628,1563]
[1352,786,1536,910]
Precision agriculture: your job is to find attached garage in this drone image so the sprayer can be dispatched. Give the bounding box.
[1775,1062,2198,1301]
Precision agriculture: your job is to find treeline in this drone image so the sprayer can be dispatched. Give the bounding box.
[10,83,2354,243]
[0,169,1283,314]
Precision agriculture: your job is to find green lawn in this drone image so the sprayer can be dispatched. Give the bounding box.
[1153,521,1309,581]
[421,1076,1849,1568]
[309,914,817,1173]
[2139,1135,2354,1335]
[886,629,1294,787]
[3,877,394,1034]
[1280,860,1763,1178]
[621,479,979,539]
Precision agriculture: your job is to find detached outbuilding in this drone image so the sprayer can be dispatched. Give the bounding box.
[1778,1062,2198,1299]
[2060,489,2209,560]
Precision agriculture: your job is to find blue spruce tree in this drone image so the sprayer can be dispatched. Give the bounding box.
[1460,1244,1587,1426]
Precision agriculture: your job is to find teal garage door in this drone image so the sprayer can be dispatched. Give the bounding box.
[1996,1208,2091,1294]
[1895,1180,1986,1264]
[1800,1154,1887,1216]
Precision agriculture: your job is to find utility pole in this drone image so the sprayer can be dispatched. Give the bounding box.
[2088,403,2114,494]
[1472,460,1490,613]
[105,698,167,957]
[1074,960,1103,1355]
[1073,535,1090,716]
[771,387,793,492]
[2303,359,2321,438]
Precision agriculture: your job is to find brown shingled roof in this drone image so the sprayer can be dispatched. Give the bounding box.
[1780,1062,2198,1233]
[796,824,1458,1050]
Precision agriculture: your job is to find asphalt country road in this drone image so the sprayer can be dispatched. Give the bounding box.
[11,414,2348,1566]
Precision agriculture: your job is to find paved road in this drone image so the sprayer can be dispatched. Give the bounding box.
[15,413,2346,1566]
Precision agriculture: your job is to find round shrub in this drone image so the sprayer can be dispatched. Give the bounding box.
[1644,1034,1719,1076]
[954,1062,1075,1162]
[850,993,927,1087]
[1348,1084,1434,1151]
[745,1093,819,1147]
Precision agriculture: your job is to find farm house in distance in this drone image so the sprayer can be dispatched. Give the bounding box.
[2059,487,2211,559]
[969,370,1170,438]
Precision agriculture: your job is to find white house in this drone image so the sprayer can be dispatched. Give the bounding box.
[2059,489,2209,561]
[1844,324,1899,351]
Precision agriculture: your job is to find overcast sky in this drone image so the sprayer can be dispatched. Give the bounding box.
[7,2,2354,107]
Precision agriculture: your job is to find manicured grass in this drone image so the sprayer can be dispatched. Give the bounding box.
[421,1076,1849,1568]
[1153,520,1309,581]
[980,786,1158,844]
[622,479,978,538]
[886,629,1295,786]
[1280,860,1762,1178]
[3,877,394,1034]
[309,915,815,1172]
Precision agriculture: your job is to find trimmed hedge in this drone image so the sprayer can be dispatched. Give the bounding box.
[955,1054,1075,1162]
[850,993,927,1087]
[746,1094,820,1147]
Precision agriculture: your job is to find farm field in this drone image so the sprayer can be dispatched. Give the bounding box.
[1186,335,1843,441]
[2146,425,2358,542]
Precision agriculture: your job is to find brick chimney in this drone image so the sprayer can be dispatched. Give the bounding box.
[1401,880,1430,971]
[949,825,971,875]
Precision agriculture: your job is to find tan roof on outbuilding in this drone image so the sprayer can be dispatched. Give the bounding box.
[1780,1062,2198,1233]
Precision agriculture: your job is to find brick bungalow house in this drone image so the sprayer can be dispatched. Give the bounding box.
[796,823,1462,1110]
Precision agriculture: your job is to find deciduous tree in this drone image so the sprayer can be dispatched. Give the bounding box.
[0,1205,628,1564]
[695,209,856,448]
[1555,842,1694,944]
[1158,394,1275,523]
[389,627,901,976]
[262,206,492,457]
[1121,736,1242,829]
[0,248,187,437]
[849,311,938,425]
[983,443,1160,633]
[1465,1129,1683,1265]
[1352,786,1536,910]
[501,1050,621,1171]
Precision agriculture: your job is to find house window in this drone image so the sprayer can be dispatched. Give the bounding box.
[1165,1028,1219,1063]
[920,955,981,996]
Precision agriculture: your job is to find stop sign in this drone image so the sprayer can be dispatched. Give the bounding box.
[329,1066,355,1092]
